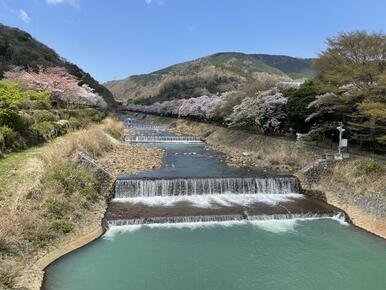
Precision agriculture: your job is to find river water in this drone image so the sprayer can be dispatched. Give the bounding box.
[43,120,386,290]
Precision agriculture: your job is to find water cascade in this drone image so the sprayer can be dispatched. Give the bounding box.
[125,135,203,143]
[106,212,346,227]
[115,176,301,197]
[248,212,345,221]
[107,214,245,226]
[131,124,169,131]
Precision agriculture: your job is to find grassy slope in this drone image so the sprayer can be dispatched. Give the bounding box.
[0,147,41,193]
[0,118,163,289]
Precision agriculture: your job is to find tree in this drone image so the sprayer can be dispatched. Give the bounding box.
[283,79,328,133]
[4,67,107,108]
[227,89,287,134]
[0,81,49,128]
[347,83,386,148]
[314,31,386,87]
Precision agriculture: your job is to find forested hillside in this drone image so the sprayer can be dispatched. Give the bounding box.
[105,52,316,104]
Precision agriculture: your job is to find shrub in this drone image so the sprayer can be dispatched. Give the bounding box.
[45,199,74,218]
[32,110,57,123]
[0,126,20,149]
[13,111,33,133]
[68,117,82,129]
[31,121,55,140]
[44,162,98,201]
[50,220,73,234]
[354,159,385,177]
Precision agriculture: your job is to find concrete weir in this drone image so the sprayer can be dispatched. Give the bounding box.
[114,176,301,197]
[109,117,347,227]
[105,195,343,225]
[125,135,203,143]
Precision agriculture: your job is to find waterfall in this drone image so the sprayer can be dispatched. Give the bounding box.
[115,176,301,198]
[248,212,343,221]
[106,212,347,227]
[125,135,203,143]
[107,214,244,226]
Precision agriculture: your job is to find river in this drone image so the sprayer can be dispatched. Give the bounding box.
[43,118,386,290]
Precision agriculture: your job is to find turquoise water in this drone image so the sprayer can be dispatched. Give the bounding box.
[44,219,386,290]
[44,124,386,290]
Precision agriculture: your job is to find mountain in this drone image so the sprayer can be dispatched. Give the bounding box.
[105,52,317,105]
[0,23,116,107]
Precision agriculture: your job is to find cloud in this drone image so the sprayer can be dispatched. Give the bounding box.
[144,0,163,5]
[46,0,80,9]
[18,10,31,23]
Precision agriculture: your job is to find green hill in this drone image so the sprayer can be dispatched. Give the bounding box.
[105,52,317,104]
[0,23,115,107]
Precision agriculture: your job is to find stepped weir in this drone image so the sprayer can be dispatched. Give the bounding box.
[106,116,345,228]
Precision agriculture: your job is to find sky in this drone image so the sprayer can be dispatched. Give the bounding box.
[0,0,385,82]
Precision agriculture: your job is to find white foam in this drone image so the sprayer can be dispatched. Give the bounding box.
[113,193,303,208]
[251,219,298,233]
[103,225,143,239]
[103,214,348,239]
[103,220,246,239]
[331,213,350,226]
[251,213,349,233]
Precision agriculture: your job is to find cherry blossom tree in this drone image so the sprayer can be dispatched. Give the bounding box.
[128,95,224,120]
[4,67,107,108]
[227,89,287,134]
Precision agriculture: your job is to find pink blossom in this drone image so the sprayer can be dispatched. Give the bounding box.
[4,66,107,108]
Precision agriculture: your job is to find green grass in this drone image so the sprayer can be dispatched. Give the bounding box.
[354,159,385,177]
[0,146,42,196]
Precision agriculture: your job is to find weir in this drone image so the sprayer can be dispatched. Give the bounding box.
[131,124,169,131]
[125,135,203,143]
[106,212,346,227]
[115,176,301,197]
[247,212,344,221]
[108,117,346,229]
[107,214,244,226]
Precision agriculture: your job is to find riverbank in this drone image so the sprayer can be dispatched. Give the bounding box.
[0,118,164,289]
[165,118,386,239]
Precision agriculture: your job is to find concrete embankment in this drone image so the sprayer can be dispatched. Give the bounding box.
[166,118,386,240]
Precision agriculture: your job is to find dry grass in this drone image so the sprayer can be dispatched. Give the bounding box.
[0,116,163,289]
[315,158,386,199]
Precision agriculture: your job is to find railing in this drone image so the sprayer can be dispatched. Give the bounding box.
[78,152,114,178]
